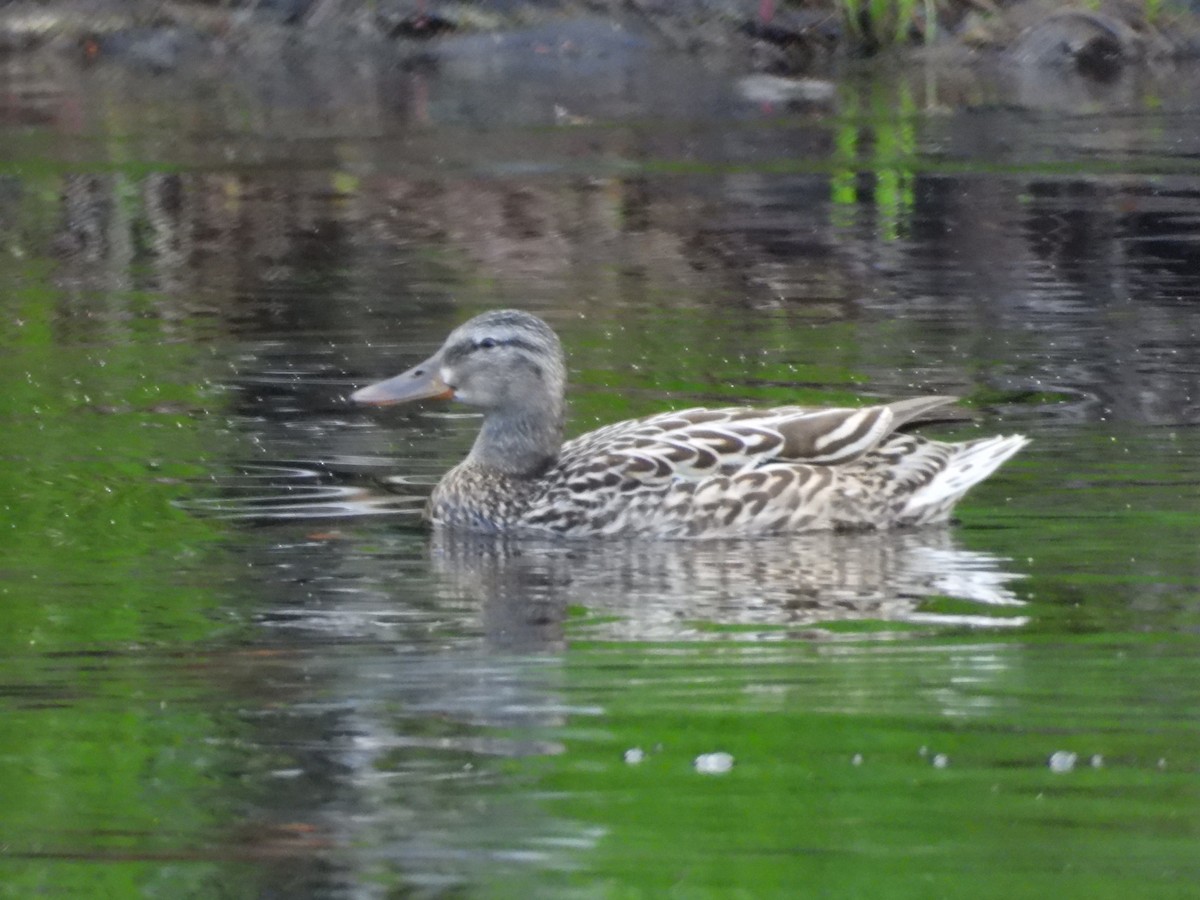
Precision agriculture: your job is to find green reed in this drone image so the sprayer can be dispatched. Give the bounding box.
[838,0,934,48]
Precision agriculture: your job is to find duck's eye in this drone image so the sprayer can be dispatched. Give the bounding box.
[477,338,498,350]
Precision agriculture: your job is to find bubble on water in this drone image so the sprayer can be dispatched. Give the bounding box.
[623,747,645,765]
[694,752,734,775]
[1048,751,1077,773]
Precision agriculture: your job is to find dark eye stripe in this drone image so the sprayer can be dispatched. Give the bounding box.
[474,336,542,353]
[443,335,544,363]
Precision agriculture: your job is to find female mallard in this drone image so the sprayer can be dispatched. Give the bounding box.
[352,310,1028,538]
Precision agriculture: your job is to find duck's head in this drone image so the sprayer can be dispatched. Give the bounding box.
[353,311,567,475]
[352,309,565,412]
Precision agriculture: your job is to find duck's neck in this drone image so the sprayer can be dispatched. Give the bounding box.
[467,403,563,477]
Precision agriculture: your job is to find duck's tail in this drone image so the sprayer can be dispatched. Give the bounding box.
[898,433,1030,526]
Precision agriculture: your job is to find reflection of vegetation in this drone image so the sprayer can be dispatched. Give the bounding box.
[830,80,918,241]
[961,425,1200,636]
[516,632,1200,897]
[0,258,226,648]
[0,195,247,895]
[562,306,868,431]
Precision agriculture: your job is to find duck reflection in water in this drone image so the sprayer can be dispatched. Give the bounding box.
[432,528,1027,648]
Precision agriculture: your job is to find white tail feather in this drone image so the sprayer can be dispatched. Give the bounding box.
[902,434,1029,519]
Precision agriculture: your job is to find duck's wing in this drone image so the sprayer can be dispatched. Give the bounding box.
[556,397,961,487]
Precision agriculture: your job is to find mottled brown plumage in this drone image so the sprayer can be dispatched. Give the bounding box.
[353,310,1028,538]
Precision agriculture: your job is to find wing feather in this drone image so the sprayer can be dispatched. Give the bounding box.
[557,400,956,488]
[516,396,1015,537]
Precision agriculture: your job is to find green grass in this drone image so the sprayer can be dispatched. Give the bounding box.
[838,0,931,49]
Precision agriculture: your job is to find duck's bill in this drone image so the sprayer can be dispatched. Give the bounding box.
[351,356,453,406]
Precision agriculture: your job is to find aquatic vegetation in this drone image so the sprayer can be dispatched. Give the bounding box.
[837,0,935,49]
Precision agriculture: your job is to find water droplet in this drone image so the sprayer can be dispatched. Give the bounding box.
[694,752,734,775]
[1048,751,1077,773]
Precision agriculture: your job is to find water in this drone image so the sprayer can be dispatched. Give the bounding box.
[2,20,1200,898]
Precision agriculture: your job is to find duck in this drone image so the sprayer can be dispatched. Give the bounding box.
[352,309,1028,538]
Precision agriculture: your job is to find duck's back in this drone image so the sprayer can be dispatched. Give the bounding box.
[442,398,1028,539]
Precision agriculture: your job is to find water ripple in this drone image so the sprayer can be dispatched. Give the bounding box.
[178,463,425,521]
